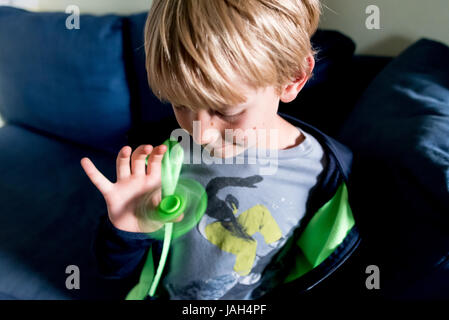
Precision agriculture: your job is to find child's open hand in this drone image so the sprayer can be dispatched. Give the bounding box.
[80,144,184,233]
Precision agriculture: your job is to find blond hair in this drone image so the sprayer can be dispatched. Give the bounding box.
[145,0,321,111]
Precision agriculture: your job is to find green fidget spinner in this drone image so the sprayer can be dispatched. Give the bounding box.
[144,138,208,240]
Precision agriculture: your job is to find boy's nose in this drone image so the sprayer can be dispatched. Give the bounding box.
[192,109,220,146]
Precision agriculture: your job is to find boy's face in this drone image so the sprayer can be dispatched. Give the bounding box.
[172,80,283,159]
[172,57,314,159]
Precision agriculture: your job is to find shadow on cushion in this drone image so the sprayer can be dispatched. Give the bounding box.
[338,38,449,299]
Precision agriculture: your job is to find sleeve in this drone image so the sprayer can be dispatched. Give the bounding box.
[92,213,162,280]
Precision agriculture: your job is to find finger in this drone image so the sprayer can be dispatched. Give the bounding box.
[150,187,162,208]
[116,146,132,181]
[131,145,153,176]
[81,157,114,195]
[146,144,167,178]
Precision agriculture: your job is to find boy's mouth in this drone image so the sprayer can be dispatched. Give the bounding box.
[205,138,245,150]
[203,141,233,152]
[203,139,249,159]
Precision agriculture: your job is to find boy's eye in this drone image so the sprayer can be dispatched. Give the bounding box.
[215,110,243,122]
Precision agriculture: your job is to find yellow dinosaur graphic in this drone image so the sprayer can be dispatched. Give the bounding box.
[205,203,282,276]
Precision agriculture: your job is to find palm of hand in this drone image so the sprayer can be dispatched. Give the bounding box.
[81,144,170,233]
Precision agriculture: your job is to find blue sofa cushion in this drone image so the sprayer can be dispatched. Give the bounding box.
[338,39,449,298]
[0,7,131,155]
[125,12,175,127]
[278,30,357,135]
[307,29,356,88]
[0,124,137,299]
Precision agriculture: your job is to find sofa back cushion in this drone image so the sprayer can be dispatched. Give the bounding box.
[125,12,174,122]
[0,7,131,155]
[338,39,449,298]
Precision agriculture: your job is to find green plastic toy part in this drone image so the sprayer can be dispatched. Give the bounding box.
[157,194,186,222]
[126,138,208,300]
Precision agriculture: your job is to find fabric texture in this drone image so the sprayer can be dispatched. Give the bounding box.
[92,113,364,300]
[0,6,131,155]
[0,124,130,299]
[161,126,327,299]
[338,38,449,298]
[93,124,330,300]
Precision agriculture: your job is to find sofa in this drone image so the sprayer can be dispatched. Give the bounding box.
[0,6,447,300]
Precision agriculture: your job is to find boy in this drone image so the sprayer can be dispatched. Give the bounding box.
[81,0,360,300]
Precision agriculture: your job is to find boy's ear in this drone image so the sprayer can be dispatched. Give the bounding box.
[279,55,315,103]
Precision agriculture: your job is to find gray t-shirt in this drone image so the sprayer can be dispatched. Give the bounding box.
[162,126,327,299]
